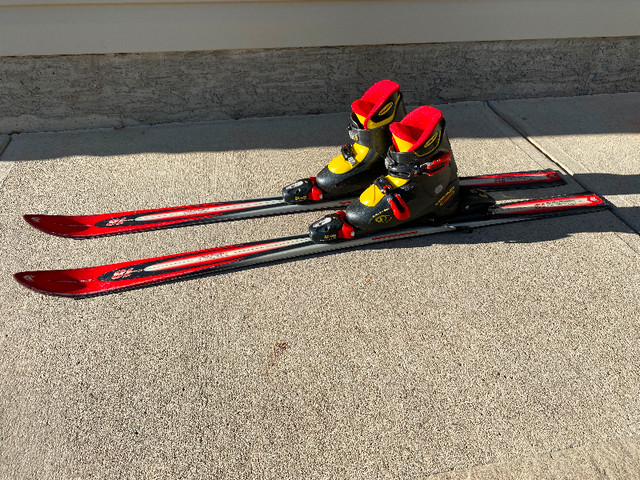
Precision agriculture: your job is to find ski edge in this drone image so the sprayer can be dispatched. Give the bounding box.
[22,170,567,239]
[14,192,608,299]
[22,198,354,239]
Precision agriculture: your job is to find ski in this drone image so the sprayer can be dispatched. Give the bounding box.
[14,192,606,298]
[23,170,565,238]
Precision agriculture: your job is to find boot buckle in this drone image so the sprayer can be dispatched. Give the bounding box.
[419,152,452,175]
[388,193,411,220]
[375,176,394,194]
[341,144,358,166]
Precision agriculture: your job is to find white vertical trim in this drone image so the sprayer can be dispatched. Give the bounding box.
[1,0,639,56]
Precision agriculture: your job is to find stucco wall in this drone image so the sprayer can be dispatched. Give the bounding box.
[2,37,639,133]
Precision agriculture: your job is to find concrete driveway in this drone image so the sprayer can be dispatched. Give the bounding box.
[1,93,639,478]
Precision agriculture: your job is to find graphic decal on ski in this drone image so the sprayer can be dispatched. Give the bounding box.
[94,199,284,227]
[14,192,607,298]
[14,235,313,297]
[98,237,310,282]
[22,170,566,238]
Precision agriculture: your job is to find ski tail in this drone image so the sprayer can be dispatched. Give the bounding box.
[494,193,607,217]
[460,169,565,189]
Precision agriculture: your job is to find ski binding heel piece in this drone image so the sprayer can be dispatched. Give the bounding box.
[282,177,324,204]
[309,211,355,243]
[456,188,496,217]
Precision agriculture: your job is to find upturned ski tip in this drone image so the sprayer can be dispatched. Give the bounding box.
[23,214,90,238]
[14,270,89,297]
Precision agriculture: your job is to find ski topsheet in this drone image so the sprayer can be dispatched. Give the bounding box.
[23,170,564,238]
[14,192,606,298]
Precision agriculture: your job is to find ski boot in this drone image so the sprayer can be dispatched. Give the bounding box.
[310,106,467,243]
[282,79,406,204]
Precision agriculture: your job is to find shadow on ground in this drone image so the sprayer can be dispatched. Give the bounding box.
[3,92,639,162]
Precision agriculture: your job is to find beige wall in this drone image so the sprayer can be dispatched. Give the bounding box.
[1,0,639,57]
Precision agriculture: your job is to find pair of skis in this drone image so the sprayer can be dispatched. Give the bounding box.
[13,170,606,297]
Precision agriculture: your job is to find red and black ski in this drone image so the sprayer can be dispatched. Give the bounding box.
[23,170,564,238]
[14,192,606,298]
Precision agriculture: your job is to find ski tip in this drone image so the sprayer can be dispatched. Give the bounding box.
[13,272,35,290]
[23,214,43,228]
[13,270,89,297]
[23,214,90,238]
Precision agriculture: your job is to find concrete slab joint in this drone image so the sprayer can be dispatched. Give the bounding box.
[0,134,13,187]
[489,93,640,237]
[0,134,9,156]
